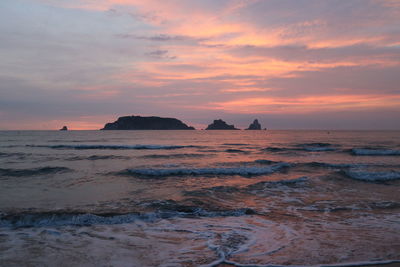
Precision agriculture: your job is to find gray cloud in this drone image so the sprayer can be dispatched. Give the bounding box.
[145,50,176,59]
[263,65,400,97]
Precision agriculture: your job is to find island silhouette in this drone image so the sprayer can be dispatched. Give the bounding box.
[205,119,239,130]
[246,119,262,130]
[100,115,263,130]
[101,115,195,130]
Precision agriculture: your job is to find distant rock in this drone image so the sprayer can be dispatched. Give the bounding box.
[101,115,195,130]
[205,119,239,130]
[59,126,68,131]
[246,119,262,130]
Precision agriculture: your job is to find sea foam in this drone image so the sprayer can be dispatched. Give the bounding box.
[123,162,290,177]
[0,208,256,228]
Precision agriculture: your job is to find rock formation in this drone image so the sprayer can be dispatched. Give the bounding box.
[246,119,262,130]
[101,116,195,130]
[205,119,239,130]
[59,126,68,131]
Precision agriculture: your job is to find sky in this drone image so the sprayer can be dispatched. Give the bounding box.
[0,0,399,130]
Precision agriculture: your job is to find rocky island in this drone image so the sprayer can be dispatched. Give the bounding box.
[101,115,195,130]
[205,119,239,130]
[59,126,68,131]
[246,119,262,130]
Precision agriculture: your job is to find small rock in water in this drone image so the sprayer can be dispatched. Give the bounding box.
[246,119,262,130]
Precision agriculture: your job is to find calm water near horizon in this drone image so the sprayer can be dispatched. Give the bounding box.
[0,130,399,266]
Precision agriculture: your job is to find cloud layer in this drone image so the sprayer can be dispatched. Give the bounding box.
[0,0,399,129]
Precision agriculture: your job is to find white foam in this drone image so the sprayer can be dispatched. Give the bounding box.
[125,162,290,176]
[0,213,141,228]
[0,208,257,228]
[211,259,400,267]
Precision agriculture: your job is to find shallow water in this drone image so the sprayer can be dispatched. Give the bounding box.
[0,130,399,266]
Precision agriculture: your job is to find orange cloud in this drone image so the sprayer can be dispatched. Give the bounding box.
[206,94,400,114]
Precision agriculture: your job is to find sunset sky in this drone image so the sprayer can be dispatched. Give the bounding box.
[1,0,399,130]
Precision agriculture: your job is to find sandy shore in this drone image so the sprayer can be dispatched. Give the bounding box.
[216,262,400,267]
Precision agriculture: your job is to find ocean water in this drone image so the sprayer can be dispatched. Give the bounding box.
[0,130,399,267]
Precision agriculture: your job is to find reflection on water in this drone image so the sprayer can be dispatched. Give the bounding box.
[0,130,400,266]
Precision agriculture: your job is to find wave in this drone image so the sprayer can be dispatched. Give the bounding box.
[202,259,400,267]
[225,149,249,153]
[302,201,400,213]
[301,146,336,152]
[184,186,241,197]
[27,144,197,150]
[185,177,307,197]
[0,152,27,158]
[343,170,400,182]
[246,176,309,191]
[302,162,364,168]
[262,147,286,152]
[254,159,277,165]
[66,155,131,161]
[121,162,290,177]
[0,167,71,177]
[140,153,209,159]
[295,142,337,152]
[351,148,400,156]
[222,143,249,146]
[0,208,256,228]
[262,144,336,153]
[298,142,333,147]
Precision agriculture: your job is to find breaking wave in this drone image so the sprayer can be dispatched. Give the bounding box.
[262,143,337,153]
[66,155,131,161]
[295,142,337,152]
[121,162,290,177]
[343,170,400,182]
[0,208,256,228]
[302,162,365,169]
[351,148,400,156]
[0,167,71,177]
[27,144,197,150]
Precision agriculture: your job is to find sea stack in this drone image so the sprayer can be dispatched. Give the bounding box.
[246,119,262,130]
[59,126,68,131]
[205,119,239,130]
[101,115,195,130]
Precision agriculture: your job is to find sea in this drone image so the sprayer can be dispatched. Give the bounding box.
[0,130,399,267]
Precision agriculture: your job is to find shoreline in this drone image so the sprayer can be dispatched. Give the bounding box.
[216,260,400,267]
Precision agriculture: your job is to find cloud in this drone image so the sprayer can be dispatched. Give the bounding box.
[118,33,206,42]
[145,50,176,60]
[1,0,400,129]
[208,94,400,114]
[228,44,400,65]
